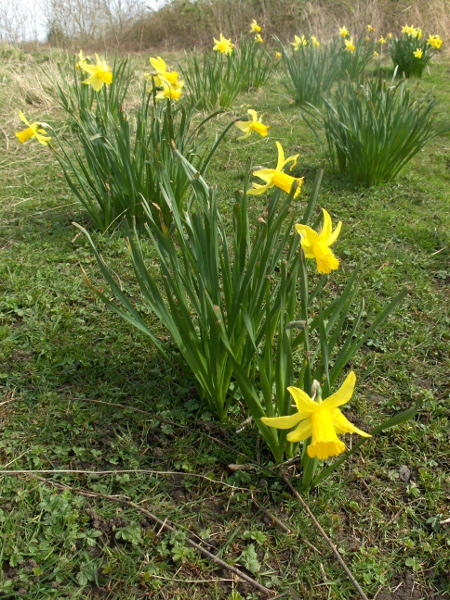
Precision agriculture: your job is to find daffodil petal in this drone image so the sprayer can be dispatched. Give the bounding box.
[320,208,333,240]
[19,110,31,127]
[247,109,258,121]
[332,408,371,437]
[326,219,342,247]
[286,419,313,442]
[275,141,285,171]
[261,412,304,430]
[321,371,356,411]
[247,182,272,195]
[287,386,318,413]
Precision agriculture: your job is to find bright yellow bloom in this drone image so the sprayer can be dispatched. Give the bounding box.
[213,33,234,55]
[311,35,320,47]
[155,76,184,101]
[250,19,261,33]
[295,208,341,274]
[373,51,380,57]
[15,110,51,146]
[366,24,376,32]
[291,34,308,50]
[387,32,393,39]
[413,27,422,39]
[147,56,180,87]
[235,109,269,140]
[402,25,414,36]
[413,49,423,59]
[261,372,371,460]
[275,51,282,59]
[248,141,304,198]
[345,37,356,52]
[427,34,443,49]
[75,49,88,70]
[379,36,386,44]
[339,26,349,38]
[80,54,113,91]
[254,33,264,44]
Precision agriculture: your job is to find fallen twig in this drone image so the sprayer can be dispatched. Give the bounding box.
[281,474,369,600]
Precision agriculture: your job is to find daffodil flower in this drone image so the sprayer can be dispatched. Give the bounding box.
[379,36,386,44]
[261,372,371,460]
[15,110,51,146]
[155,76,184,101]
[235,109,269,140]
[75,49,88,70]
[80,54,113,91]
[366,24,376,32]
[339,26,349,38]
[345,37,356,52]
[250,19,261,33]
[213,33,234,55]
[427,34,443,49]
[248,141,304,198]
[275,51,282,60]
[254,33,264,44]
[291,34,307,51]
[310,35,320,48]
[413,49,423,59]
[295,208,341,274]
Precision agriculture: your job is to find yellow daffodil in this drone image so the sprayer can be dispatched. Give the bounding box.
[147,56,180,86]
[261,372,371,460]
[248,141,304,198]
[75,49,88,70]
[213,33,234,55]
[413,27,422,39]
[365,36,370,42]
[345,37,356,52]
[250,19,261,33]
[291,34,307,50]
[339,26,349,38]
[387,32,393,39]
[235,109,269,140]
[427,34,443,49]
[379,36,386,44]
[373,51,380,57]
[15,110,51,146]
[413,49,423,59]
[366,24,376,32]
[311,35,320,47]
[155,76,184,101]
[275,51,282,59]
[295,208,341,274]
[80,54,113,91]
[254,33,264,44]
[402,25,414,36]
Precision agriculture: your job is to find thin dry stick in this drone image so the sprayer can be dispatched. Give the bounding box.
[32,476,274,598]
[0,469,249,491]
[281,474,369,600]
[251,495,291,534]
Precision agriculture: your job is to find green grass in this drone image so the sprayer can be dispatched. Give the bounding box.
[0,50,449,599]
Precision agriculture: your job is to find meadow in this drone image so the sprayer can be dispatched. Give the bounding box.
[0,26,449,600]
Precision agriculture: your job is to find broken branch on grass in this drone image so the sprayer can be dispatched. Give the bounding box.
[281,474,369,600]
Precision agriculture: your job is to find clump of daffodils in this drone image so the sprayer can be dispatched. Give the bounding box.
[145,56,184,101]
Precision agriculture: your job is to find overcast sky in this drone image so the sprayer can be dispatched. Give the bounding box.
[1,0,161,42]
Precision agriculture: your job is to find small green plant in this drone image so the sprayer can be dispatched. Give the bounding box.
[179,50,243,110]
[332,33,376,81]
[389,26,443,78]
[277,36,338,106]
[78,146,309,420]
[235,34,274,92]
[303,76,440,185]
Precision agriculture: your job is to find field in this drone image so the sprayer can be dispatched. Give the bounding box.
[0,37,449,600]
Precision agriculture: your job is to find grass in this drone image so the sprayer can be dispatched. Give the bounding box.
[0,48,449,599]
